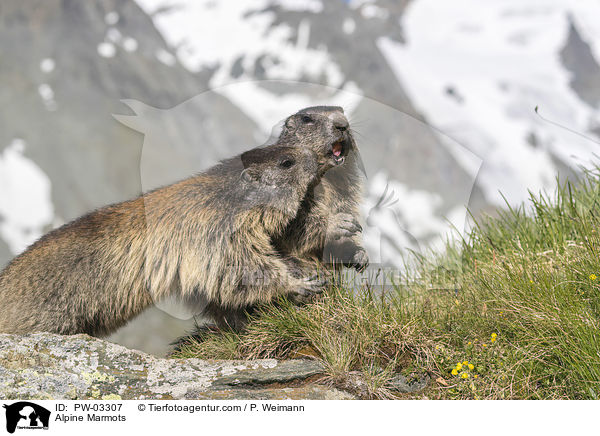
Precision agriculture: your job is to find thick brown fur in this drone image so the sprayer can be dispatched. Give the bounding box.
[0,145,325,336]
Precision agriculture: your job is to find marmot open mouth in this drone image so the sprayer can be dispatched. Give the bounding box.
[331,139,346,165]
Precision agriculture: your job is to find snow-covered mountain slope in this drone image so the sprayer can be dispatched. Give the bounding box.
[132,0,600,265]
[0,139,54,254]
[379,0,600,206]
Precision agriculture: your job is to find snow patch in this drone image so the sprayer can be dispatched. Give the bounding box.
[123,37,139,52]
[106,27,123,43]
[97,42,116,58]
[155,49,176,66]
[343,18,356,34]
[135,0,347,89]
[361,3,389,20]
[37,84,54,101]
[39,58,55,73]
[296,19,310,50]
[38,84,57,111]
[0,139,54,254]
[105,11,120,26]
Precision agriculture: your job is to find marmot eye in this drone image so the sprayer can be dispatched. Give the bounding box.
[280,159,295,168]
[300,115,314,124]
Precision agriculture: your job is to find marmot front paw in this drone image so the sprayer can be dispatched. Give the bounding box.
[288,275,328,304]
[348,247,369,272]
[329,212,363,241]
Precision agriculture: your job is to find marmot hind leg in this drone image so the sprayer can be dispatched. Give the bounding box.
[201,302,254,332]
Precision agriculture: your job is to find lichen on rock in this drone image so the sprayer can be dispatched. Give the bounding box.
[0,333,353,400]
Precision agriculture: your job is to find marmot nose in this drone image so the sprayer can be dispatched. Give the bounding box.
[330,112,349,130]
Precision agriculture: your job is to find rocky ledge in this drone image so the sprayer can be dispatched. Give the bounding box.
[0,333,353,400]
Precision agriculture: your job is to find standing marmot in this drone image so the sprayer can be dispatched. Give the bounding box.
[274,106,368,271]
[194,106,368,332]
[0,145,332,336]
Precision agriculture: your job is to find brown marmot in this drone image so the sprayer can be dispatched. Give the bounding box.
[0,145,332,336]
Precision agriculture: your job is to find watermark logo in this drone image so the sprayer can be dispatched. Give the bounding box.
[2,402,50,434]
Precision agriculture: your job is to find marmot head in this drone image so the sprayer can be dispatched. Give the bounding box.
[240,145,319,216]
[278,106,356,171]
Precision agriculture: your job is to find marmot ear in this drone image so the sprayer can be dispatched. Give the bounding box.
[284,116,296,129]
[240,147,273,184]
[240,168,258,183]
[241,147,269,167]
[241,149,262,184]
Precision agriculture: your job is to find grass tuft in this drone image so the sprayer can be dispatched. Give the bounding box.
[173,170,600,399]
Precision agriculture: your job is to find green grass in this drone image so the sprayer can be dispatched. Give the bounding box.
[174,169,600,399]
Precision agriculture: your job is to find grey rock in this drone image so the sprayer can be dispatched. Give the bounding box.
[211,360,325,389]
[0,333,354,400]
[560,19,600,109]
[335,370,429,398]
[388,374,429,394]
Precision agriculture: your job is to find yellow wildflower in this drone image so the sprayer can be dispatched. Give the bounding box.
[483,343,487,347]
[590,274,597,281]
[456,363,463,370]
[491,333,497,338]
[468,364,474,370]
[451,369,458,376]
[474,375,478,379]
[463,361,469,365]
[461,373,469,379]
[467,342,472,345]
[491,337,496,343]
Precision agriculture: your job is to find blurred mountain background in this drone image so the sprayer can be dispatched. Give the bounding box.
[1,0,599,355]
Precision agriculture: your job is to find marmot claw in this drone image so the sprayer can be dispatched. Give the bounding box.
[329,213,363,241]
[289,275,328,304]
[348,248,369,272]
